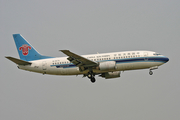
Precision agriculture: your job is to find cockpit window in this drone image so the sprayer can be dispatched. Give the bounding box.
[153,53,161,56]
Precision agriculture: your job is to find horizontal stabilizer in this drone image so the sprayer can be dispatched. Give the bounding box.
[5,56,32,65]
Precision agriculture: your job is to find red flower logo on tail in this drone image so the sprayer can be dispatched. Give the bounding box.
[19,44,31,56]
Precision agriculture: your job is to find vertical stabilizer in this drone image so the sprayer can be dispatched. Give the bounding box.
[13,34,53,61]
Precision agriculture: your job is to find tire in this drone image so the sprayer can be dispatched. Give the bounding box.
[149,71,153,75]
[91,77,96,83]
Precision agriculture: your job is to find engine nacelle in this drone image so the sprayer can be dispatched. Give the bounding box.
[98,61,117,71]
[100,71,121,79]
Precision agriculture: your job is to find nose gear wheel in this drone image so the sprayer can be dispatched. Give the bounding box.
[149,70,153,75]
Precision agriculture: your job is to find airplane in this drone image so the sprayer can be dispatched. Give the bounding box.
[5,34,169,83]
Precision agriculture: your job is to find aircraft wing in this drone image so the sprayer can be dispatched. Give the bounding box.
[60,50,98,67]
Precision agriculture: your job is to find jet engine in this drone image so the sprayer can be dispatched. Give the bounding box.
[100,71,120,79]
[98,61,117,71]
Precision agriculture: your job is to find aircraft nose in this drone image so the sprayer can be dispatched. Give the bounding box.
[164,56,169,63]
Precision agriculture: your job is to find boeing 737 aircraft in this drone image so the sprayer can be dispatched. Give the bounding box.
[6,34,169,83]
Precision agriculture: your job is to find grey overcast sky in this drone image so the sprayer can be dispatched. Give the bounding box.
[1,0,180,120]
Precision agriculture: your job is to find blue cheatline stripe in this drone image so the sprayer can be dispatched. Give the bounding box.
[51,63,76,68]
[50,56,168,68]
[115,57,168,64]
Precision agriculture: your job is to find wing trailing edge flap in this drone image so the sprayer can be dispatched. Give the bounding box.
[5,56,32,65]
[60,50,98,67]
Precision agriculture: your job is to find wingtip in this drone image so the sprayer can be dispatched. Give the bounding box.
[60,50,69,52]
[5,56,11,59]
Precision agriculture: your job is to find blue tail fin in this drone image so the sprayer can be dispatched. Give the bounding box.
[13,34,53,61]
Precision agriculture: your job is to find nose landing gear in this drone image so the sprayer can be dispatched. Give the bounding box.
[149,66,158,75]
[149,70,153,75]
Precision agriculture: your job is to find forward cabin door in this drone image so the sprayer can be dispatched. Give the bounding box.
[144,52,148,61]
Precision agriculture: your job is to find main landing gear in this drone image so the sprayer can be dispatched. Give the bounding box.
[87,71,96,83]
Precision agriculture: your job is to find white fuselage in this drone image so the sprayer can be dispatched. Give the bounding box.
[18,50,168,75]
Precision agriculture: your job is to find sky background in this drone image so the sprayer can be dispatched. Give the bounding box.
[1,0,180,120]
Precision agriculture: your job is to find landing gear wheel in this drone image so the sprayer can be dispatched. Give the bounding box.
[87,71,96,83]
[149,70,153,75]
[90,77,96,83]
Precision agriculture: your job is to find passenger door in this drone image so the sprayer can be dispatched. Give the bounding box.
[144,52,148,61]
